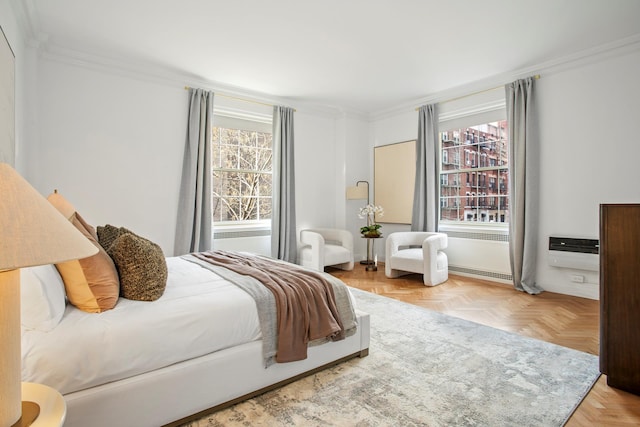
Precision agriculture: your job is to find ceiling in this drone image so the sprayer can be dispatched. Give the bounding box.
[23,0,640,114]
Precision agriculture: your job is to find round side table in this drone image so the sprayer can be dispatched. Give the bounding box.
[362,235,381,271]
[19,382,66,427]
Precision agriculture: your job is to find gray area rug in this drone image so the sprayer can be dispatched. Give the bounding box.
[184,288,600,426]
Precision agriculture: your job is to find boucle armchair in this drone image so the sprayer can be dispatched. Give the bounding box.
[298,228,354,272]
[385,232,448,286]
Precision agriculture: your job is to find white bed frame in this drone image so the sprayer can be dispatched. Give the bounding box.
[62,310,370,427]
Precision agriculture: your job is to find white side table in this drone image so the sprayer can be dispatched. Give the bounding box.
[19,382,66,427]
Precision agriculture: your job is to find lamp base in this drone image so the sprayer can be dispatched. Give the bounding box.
[10,402,40,427]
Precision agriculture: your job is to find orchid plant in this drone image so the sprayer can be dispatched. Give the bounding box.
[358,204,384,237]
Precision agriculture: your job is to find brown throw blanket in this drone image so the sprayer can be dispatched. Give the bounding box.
[191,251,345,363]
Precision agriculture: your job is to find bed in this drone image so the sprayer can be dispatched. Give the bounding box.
[20,251,370,427]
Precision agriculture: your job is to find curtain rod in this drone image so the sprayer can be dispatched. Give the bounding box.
[415,74,541,110]
[184,86,296,111]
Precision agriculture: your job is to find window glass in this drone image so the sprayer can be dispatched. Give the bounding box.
[212,118,272,224]
[440,120,508,224]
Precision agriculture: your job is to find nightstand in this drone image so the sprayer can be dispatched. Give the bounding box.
[18,382,66,427]
[362,235,381,271]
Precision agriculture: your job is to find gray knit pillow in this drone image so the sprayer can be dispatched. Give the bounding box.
[105,230,167,301]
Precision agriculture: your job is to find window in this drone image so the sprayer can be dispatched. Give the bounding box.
[439,120,509,224]
[212,115,272,225]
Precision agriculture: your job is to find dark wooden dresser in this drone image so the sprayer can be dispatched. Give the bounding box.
[599,203,640,395]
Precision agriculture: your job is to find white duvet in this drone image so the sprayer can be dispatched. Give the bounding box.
[21,257,262,395]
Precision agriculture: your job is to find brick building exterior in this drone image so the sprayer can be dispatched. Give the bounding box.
[440,120,509,223]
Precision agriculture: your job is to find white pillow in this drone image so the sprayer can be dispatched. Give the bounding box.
[20,265,67,332]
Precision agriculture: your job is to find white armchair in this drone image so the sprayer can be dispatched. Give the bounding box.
[385,232,448,286]
[298,228,354,272]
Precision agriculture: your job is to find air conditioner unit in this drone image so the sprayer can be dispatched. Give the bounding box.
[547,237,599,271]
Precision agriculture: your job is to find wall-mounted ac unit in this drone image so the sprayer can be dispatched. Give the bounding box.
[547,236,599,272]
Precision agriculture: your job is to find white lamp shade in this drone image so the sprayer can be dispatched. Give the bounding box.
[0,163,98,270]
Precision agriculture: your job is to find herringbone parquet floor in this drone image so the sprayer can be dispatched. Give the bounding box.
[329,264,640,426]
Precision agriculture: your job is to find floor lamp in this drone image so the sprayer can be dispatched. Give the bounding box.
[0,163,98,427]
[346,180,370,265]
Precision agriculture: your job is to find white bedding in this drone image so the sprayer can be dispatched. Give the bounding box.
[21,257,262,395]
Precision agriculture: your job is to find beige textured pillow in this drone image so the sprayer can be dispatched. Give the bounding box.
[47,189,77,220]
[54,212,120,313]
[103,228,168,301]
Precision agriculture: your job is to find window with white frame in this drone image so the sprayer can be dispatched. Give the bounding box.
[211,115,272,225]
[440,120,509,224]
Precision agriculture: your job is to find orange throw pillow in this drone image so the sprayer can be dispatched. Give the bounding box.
[48,193,120,313]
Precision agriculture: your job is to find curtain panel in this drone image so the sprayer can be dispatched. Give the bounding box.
[506,77,543,294]
[271,106,297,262]
[412,104,440,232]
[174,88,214,255]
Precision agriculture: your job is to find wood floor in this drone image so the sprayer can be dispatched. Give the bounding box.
[329,264,640,426]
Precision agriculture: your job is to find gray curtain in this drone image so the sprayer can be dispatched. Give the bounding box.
[174,88,214,255]
[506,77,542,294]
[411,104,439,232]
[271,106,297,262]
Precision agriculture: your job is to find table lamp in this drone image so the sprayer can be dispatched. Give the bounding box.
[0,163,98,427]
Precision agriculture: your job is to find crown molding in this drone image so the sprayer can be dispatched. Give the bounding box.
[15,3,640,124]
[369,33,640,121]
[8,0,47,48]
[37,41,348,119]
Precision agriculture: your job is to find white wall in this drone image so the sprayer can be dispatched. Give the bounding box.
[0,0,27,171]
[294,111,339,232]
[536,48,640,299]
[367,108,419,262]
[341,114,370,262]
[27,52,347,257]
[368,45,640,299]
[32,58,186,255]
